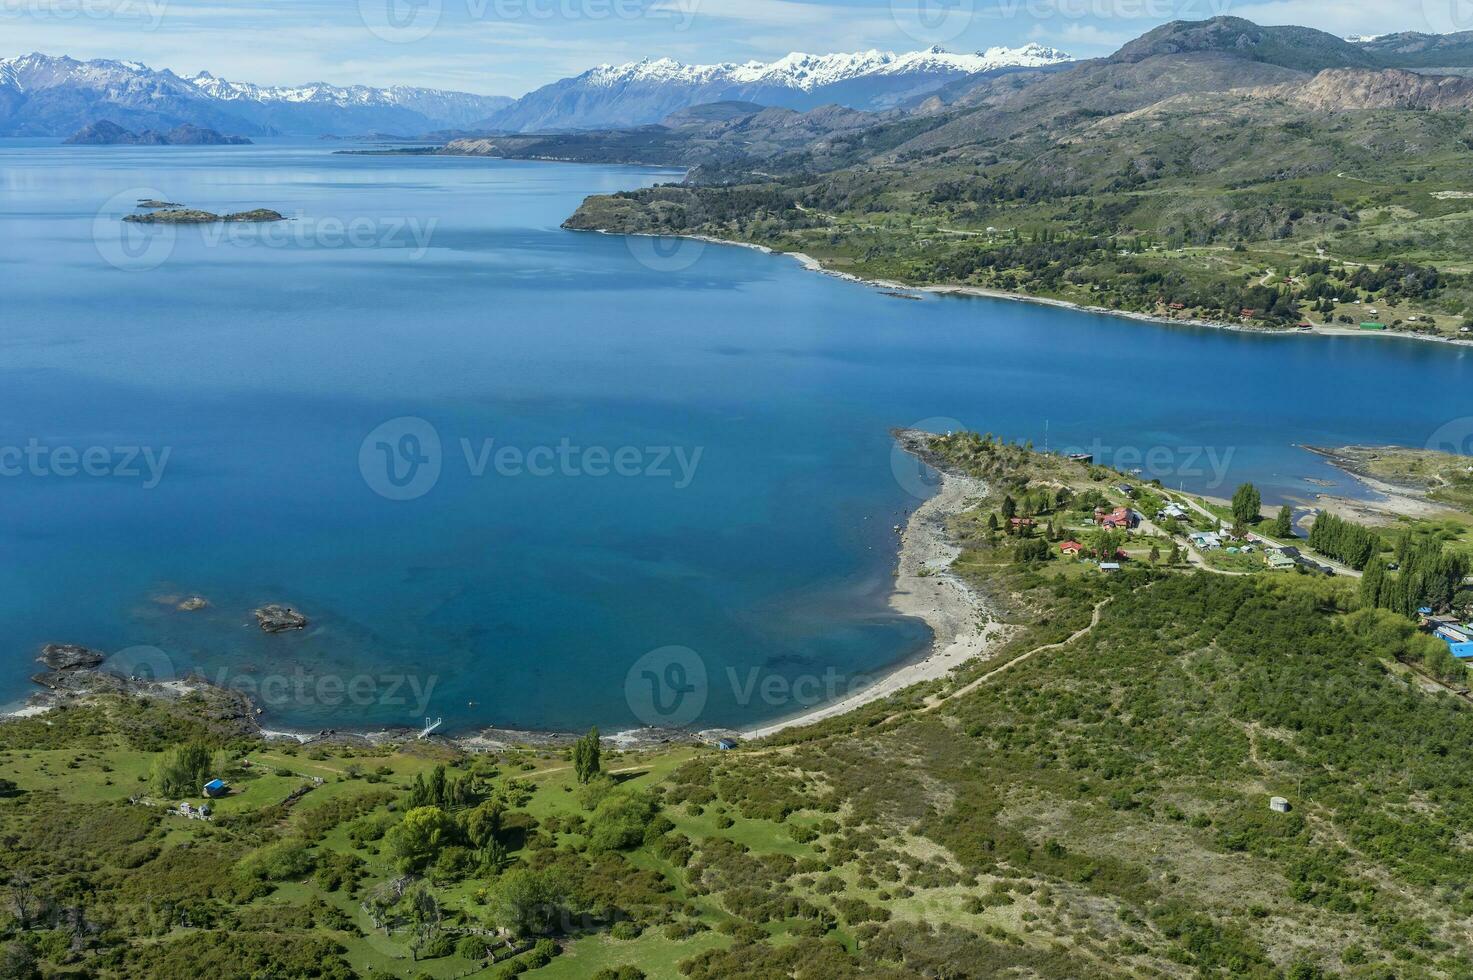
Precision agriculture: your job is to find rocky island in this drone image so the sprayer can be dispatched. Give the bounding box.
[35,643,105,672]
[124,206,284,224]
[253,604,308,633]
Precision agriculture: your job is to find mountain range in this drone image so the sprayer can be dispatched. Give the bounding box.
[0,45,1069,138]
[476,44,1072,131]
[0,53,512,136]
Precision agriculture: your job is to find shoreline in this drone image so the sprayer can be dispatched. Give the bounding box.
[8,433,1005,749]
[742,432,1008,739]
[622,230,1473,351]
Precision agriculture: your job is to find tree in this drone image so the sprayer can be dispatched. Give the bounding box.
[573,728,602,785]
[1149,545,1162,564]
[1088,529,1125,561]
[150,740,213,798]
[486,868,575,937]
[405,886,442,962]
[1360,560,1385,609]
[462,800,504,850]
[1000,495,1017,521]
[1274,505,1294,538]
[1231,483,1262,527]
[385,806,458,874]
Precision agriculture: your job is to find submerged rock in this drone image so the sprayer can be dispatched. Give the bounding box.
[253,605,308,633]
[177,596,210,612]
[36,644,106,671]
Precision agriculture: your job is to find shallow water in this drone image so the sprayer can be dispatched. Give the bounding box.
[1,139,1468,732]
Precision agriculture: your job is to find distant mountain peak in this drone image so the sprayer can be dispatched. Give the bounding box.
[580,45,1071,93]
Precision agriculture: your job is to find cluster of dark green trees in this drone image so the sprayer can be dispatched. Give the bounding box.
[148,740,216,798]
[406,763,482,810]
[1361,531,1470,618]
[1307,513,1380,570]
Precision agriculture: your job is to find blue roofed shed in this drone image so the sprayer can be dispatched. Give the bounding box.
[1450,642,1473,660]
[203,779,228,798]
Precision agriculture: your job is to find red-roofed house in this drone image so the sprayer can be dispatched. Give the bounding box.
[1094,507,1138,530]
[1060,540,1083,557]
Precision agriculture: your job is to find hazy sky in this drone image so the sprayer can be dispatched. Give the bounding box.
[0,0,1463,95]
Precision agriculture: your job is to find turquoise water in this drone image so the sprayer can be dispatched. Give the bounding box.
[1,140,1469,733]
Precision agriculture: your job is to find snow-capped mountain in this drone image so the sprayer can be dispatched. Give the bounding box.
[0,54,511,136]
[480,44,1072,132]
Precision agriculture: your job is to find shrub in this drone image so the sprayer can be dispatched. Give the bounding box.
[456,935,489,961]
[237,839,315,882]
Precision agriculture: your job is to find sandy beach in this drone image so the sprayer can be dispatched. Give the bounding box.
[741,458,1009,739]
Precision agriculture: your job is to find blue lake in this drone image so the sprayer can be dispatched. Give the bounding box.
[1,140,1469,733]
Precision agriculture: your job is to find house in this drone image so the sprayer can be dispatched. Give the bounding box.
[1267,550,1296,570]
[1169,302,1186,310]
[717,738,739,751]
[1009,516,1036,529]
[1240,308,1257,318]
[1189,531,1223,550]
[1450,642,1473,660]
[1115,484,1136,498]
[1095,507,1138,530]
[1099,562,1122,573]
[1066,452,1094,465]
[1434,624,1473,645]
[1060,540,1084,557]
[1269,797,1292,814]
[203,779,228,799]
[1156,503,1189,521]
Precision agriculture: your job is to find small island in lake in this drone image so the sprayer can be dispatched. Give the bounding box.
[124,205,285,224]
[64,120,253,145]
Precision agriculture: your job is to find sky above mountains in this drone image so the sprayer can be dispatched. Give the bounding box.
[1,0,1463,95]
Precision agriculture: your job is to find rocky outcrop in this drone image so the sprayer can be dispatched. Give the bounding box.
[1252,68,1473,111]
[36,644,105,671]
[253,605,308,633]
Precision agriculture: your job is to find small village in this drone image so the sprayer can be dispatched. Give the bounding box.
[979,464,1344,583]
